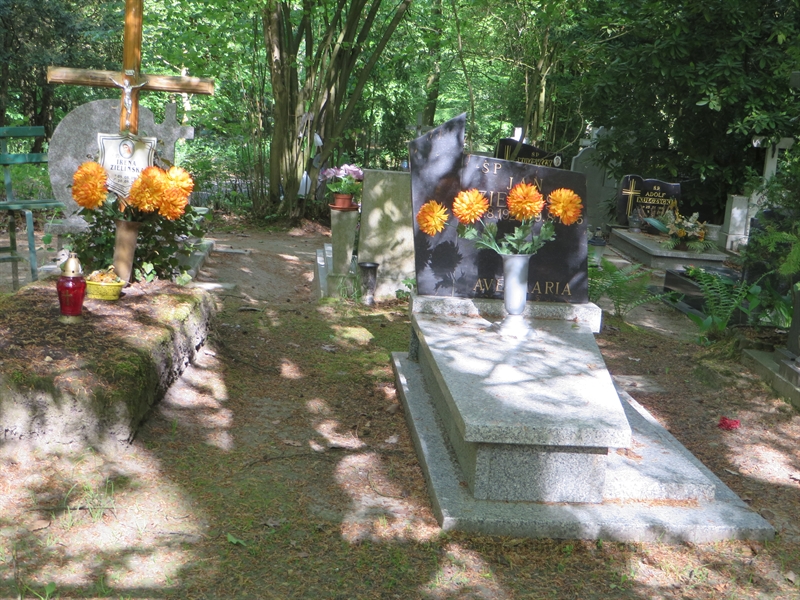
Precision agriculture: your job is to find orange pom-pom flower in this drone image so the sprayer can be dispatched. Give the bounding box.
[127,166,168,213]
[158,166,194,220]
[506,182,544,221]
[417,200,449,236]
[72,162,108,210]
[452,189,489,225]
[547,188,583,226]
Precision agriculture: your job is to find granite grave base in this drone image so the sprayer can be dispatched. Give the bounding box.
[743,348,800,412]
[393,295,774,541]
[610,229,729,270]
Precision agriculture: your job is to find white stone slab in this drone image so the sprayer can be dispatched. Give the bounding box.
[413,312,631,448]
[411,295,603,333]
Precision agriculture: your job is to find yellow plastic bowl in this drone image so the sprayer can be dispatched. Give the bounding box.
[86,280,125,301]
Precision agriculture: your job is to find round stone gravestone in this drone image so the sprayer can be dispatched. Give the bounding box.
[48,99,159,217]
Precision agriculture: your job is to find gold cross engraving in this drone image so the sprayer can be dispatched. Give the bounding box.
[621,179,641,216]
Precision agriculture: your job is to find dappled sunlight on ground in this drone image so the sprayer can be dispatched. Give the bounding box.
[335,453,439,544]
[158,344,233,451]
[314,419,366,450]
[0,440,208,597]
[421,542,511,599]
[279,357,305,379]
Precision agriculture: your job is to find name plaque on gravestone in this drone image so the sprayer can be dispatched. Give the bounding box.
[495,138,564,169]
[97,132,157,198]
[616,174,680,225]
[410,114,588,303]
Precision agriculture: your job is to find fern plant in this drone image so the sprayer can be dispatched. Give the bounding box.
[589,258,667,319]
[685,268,764,342]
[660,236,717,253]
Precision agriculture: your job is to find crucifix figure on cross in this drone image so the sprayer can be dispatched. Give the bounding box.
[47,0,214,135]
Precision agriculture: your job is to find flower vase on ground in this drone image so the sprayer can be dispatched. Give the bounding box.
[113,220,140,283]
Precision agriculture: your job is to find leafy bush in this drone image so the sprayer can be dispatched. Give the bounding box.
[68,206,208,282]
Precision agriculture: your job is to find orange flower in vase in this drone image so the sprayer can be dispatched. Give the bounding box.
[452,189,489,224]
[159,166,194,220]
[506,182,544,222]
[416,200,450,236]
[547,188,583,226]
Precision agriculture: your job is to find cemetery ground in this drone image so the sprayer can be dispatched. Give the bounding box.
[1,218,800,599]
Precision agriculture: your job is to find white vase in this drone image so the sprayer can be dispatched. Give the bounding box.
[502,253,533,315]
[491,253,534,338]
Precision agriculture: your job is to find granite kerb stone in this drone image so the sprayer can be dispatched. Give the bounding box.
[411,294,603,333]
[392,351,775,541]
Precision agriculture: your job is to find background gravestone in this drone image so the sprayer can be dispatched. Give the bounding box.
[616,174,680,225]
[49,100,193,217]
[357,169,415,300]
[495,138,564,168]
[410,114,588,303]
[571,144,617,232]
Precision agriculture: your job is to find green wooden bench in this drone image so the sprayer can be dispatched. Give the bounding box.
[1,126,64,286]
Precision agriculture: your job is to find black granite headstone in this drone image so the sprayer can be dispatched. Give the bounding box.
[495,138,564,169]
[616,175,680,225]
[410,114,588,303]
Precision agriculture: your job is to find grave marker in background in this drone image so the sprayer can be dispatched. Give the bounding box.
[495,138,564,168]
[616,175,680,225]
[410,114,588,303]
[571,143,617,231]
[49,100,194,216]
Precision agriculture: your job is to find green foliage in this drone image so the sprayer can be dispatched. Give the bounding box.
[459,220,556,255]
[395,277,417,300]
[660,236,718,253]
[685,268,764,342]
[68,206,207,282]
[589,259,666,319]
[578,0,800,219]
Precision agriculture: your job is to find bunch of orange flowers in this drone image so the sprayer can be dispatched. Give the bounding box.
[416,182,582,255]
[72,162,194,221]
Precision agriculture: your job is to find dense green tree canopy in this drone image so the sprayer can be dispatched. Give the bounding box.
[1,0,797,220]
[577,0,800,218]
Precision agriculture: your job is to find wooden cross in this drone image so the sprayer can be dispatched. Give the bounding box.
[47,0,214,135]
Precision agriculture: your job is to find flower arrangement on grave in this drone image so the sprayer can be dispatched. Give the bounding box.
[69,161,204,283]
[657,207,716,253]
[416,182,583,255]
[322,164,364,196]
[72,162,194,222]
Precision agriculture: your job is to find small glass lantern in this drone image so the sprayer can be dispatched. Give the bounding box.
[57,252,86,321]
[587,227,607,268]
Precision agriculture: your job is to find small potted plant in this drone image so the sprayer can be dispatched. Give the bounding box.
[85,266,126,300]
[322,164,363,209]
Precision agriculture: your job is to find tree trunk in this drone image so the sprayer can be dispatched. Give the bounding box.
[421,0,442,127]
[263,0,410,218]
